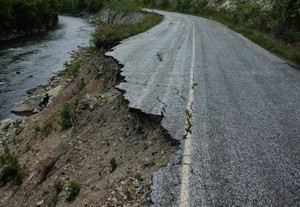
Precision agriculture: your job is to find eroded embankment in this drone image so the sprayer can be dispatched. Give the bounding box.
[0,47,177,207]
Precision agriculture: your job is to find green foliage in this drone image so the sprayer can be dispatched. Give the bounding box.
[54,180,63,194]
[0,145,25,186]
[0,0,60,33]
[92,62,102,78]
[98,91,109,103]
[49,180,63,207]
[148,0,299,65]
[105,0,142,24]
[109,157,117,172]
[58,95,82,130]
[41,121,53,138]
[133,171,143,182]
[92,13,163,48]
[157,52,163,61]
[66,180,81,202]
[58,102,73,129]
[59,0,104,14]
[59,62,80,77]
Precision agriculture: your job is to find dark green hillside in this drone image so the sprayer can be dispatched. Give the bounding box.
[0,0,60,36]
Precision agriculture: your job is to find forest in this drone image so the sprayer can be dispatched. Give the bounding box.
[0,0,60,33]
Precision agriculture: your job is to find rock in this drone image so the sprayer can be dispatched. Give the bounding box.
[36,200,44,206]
[32,108,40,114]
[47,85,64,97]
[11,95,45,116]
[26,87,38,95]
[14,118,23,127]
[0,119,14,132]
[0,191,14,203]
[16,71,21,74]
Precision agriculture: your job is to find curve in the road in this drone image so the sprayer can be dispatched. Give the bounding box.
[107,10,300,207]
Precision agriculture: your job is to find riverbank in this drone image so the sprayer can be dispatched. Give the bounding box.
[0,12,176,207]
[0,15,93,121]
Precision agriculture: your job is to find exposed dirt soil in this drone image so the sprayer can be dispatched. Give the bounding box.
[0,48,177,207]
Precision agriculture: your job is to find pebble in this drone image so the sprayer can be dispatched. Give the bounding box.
[36,200,44,206]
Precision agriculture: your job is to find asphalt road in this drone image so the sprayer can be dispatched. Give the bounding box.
[107,10,300,207]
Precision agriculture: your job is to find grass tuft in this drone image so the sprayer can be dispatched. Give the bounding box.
[58,62,80,77]
[66,180,81,202]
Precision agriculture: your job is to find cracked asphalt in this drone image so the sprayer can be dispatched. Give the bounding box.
[106,10,300,207]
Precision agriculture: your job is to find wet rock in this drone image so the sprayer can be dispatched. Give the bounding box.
[11,95,46,116]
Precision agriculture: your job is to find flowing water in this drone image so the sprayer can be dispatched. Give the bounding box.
[0,16,93,120]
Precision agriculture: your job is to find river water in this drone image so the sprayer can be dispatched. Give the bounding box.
[0,16,93,120]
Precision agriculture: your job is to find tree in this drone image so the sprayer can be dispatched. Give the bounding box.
[105,0,141,24]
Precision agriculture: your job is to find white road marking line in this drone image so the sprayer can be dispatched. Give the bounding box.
[179,21,196,207]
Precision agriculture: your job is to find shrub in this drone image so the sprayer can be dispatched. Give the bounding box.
[41,122,53,138]
[54,180,63,195]
[58,102,73,129]
[110,158,117,172]
[0,145,25,186]
[66,180,81,202]
[133,171,143,182]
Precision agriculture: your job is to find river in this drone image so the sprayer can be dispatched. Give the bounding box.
[0,16,93,121]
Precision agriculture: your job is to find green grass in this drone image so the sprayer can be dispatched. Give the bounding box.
[157,4,299,66]
[198,9,300,66]
[58,62,80,77]
[92,13,163,48]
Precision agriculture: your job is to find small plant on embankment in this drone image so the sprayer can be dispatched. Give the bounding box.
[58,95,82,130]
[58,102,74,129]
[110,157,118,172]
[58,62,80,77]
[66,180,81,202]
[0,145,25,186]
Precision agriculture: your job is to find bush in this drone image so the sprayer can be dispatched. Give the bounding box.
[54,180,63,195]
[0,145,25,186]
[66,180,81,202]
[41,121,53,138]
[58,102,73,129]
[109,157,117,172]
